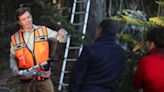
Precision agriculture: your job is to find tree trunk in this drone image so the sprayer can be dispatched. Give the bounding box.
[108,0,112,17]
[140,0,145,12]
[157,4,161,16]
[87,0,107,41]
[120,0,123,11]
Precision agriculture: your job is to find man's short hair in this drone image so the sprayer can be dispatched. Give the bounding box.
[16,7,31,20]
[99,19,117,37]
[146,27,164,48]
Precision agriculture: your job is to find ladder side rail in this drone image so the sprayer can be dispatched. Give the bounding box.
[70,0,77,24]
[58,35,71,91]
[79,0,91,55]
[82,0,91,35]
[58,0,91,90]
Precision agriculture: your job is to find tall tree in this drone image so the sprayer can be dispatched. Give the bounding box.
[87,0,107,41]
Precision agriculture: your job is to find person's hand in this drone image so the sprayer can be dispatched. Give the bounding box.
[56,28,68,43]
[17,68,37,78]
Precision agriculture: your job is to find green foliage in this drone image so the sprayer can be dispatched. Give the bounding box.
[110,9,151,92]
[32,0,83,46]
[149,16,164,26]
[111,8,164,92]
[156,1,164,6]
[111,9,164,46]
[33,0,76,34]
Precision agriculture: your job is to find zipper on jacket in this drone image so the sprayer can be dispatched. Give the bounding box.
[22,30,37,66]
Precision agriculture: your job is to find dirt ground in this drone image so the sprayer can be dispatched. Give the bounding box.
[0,62,63,92]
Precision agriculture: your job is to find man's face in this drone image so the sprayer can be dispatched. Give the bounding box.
[96,27,102,39]
[146,41,155,52]
[18,11,33,30]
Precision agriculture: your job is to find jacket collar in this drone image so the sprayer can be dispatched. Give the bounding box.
[150,48,164,55]
[95,36,115,42]
[20,24,39,33]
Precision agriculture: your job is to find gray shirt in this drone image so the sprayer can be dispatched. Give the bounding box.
[10,25,58,71]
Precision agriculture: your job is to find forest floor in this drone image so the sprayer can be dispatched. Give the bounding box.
[0,64,63,92]
[0,57,63,92]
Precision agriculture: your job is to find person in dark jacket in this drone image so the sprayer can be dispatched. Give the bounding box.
[68,19,125,92]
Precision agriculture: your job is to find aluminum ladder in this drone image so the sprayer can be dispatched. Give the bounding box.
[58,0,91,91]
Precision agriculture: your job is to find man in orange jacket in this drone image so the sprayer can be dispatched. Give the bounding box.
[10,7,67,92]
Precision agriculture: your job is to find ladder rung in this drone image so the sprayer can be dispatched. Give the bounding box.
[68,46,81,49]
[73,23,84,26]
[60,83,69,86]
[63,70,71,73]
[73,11,86,14]
[58,0,91,91]
[66,59,77,61]
[75,0,87,3]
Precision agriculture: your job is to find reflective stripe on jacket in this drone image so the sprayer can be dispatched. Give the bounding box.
[11,26,50,79]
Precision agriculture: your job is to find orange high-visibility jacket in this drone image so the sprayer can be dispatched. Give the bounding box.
[11,26,50,79]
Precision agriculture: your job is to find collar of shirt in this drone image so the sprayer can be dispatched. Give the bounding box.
[20,24,39,52]
[20,24,39,33]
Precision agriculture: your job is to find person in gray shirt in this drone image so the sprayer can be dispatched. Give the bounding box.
[10,7,67,92]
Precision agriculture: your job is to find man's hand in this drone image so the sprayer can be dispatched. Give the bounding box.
[18,68,37,78]
[56,28,68,43]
